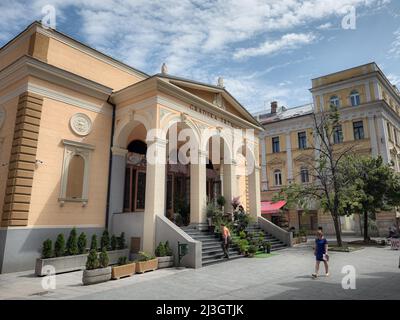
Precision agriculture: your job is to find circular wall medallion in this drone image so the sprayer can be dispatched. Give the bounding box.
[0,106,5,130]
[70,113,92,136]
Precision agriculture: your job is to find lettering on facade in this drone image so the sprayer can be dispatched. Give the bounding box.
[189,104,235,128]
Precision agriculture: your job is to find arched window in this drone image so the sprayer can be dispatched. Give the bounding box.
[330,95,340,107]
[66,155,85,199]
[274,170,282,186]
[350,90,361,106]
[300,167,309,184]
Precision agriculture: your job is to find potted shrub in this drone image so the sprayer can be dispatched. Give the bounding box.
[90,234,98,251]
[78,232,87,254]
[111,256,135,280]
[135,251,158,273]
[101,229,110,250]
[248,245,257,258]
[82,248,111,285]
[108,232,130,265]
[299,229,307,242]
[238,239,249,255]
[66,228,79,255]
[217,195,226,212]
[35,231,90,276]
[155,241,174,269]
[265,241,272,254]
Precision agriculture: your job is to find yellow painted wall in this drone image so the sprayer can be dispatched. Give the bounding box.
[0,34,31,71]
[28,97,112,226]
[322,84,366,111]
[46,37,143,91]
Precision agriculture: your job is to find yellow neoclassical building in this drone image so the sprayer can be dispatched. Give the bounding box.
[0,22,267,273]
[255,63,400,236]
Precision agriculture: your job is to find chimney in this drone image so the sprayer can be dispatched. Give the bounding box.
[271,101,278,114]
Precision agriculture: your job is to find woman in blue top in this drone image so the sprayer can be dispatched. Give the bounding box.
[312,228,329,278]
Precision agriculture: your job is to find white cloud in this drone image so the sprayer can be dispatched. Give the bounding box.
[388,74,400,86]
[233,32,316,60]
[389,28,400,58]
[317,22,334,30]
[0,0,391,110]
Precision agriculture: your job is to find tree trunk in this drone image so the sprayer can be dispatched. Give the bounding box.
[358,213,363,236]
[332,213,343,247]
[363,210,369,242]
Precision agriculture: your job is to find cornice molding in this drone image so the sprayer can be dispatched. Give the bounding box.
[0,55,113,100]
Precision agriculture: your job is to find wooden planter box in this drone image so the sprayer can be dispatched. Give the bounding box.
[135,258,158,274]
[157,256,174,269]
[111,263,136,280]
[35,253,88,276]
[82,266,111,285]
[35,248,129,276]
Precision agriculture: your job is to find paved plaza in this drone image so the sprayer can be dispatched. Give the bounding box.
[1,240,399,300]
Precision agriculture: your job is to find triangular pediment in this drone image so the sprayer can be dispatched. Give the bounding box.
[293,154,314,164]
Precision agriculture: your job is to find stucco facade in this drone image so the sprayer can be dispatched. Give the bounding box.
[0,22,262,273]
[255,63,400,236]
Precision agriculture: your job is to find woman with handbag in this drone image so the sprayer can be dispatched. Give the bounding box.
[312,228,329,278]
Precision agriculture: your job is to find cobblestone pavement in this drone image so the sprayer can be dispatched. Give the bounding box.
[1,240,399,300]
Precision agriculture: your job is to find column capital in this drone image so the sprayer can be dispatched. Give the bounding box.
[146,137,168,147]
[111,146,128,156]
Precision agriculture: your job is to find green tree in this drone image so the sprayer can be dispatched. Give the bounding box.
[99,248,109,268]
[340,155,400,242]
[42,239,53,259]
[275,105,356,247]
[86,249,99,270]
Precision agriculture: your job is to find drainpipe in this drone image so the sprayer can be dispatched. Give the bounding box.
[105,97,116,230]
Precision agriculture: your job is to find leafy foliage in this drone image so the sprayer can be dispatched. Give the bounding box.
[136,251,156,262]
[110,235,117,251]
[99,248,109,268]
[118,256,128,266]
[78,232,87,254]
[216,195,226,208]
[155,242,167,257]
[86,249,99,270]
[100,230,110,250]
[54,234,65,257]
[42,239,53,259]
[66,227,79,255]
[117,232,126,250]
[90,234,98,251]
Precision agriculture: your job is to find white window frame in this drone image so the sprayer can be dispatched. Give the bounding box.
[330,95,340,107]
[274,170,282,186]
[59,139,95,206]
[300,167,309,184]
[350,90,361,106]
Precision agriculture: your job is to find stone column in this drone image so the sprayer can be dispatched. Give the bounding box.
[143,138,167,253]
[285,133,293,183]
[376,116,390,164]
[260,135,268,191]
[223,160,237,213]
[368,116,379,157]
[248,165,261,218]
[190,149,207,224]
[108,147,128,228]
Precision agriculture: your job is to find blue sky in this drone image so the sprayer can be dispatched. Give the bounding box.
[1,0,400,114]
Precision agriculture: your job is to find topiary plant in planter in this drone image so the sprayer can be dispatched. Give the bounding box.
[66,227,79,256]
[42,239,53,259]
[248,245,257,258]
[238,239,249,255]
[155,242,174,269]
[54,234,65,257]
[117,232,126,250]
[100,230,110,251]
[82,248,111,285]
[78,232,87,254]
[90,234,98,251]
[111,235,117,251]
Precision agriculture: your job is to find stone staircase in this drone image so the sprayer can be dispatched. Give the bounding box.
[181,222,287,266]
[244,223,287,252]
[181,225,242,266]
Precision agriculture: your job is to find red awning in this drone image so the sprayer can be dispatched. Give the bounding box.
[261,201,286,214]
